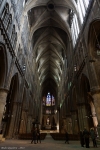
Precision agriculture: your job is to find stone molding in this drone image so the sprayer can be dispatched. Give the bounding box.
[0,87,9,93]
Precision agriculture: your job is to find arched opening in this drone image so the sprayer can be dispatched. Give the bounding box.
[89,20,100,58]
[0,43,7,87]
[88,20,100,84]
[88,19,100,137]
[2,73,19,138]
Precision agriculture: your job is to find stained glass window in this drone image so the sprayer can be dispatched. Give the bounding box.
[46,92,51,106]
[43,93,55,106]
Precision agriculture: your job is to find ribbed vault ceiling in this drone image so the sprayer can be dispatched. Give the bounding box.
[25,0,76,96]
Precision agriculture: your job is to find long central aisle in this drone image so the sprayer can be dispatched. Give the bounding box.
[0,134,99,150]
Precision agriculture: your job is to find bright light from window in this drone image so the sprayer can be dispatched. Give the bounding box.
[71,0,91,47]
[23,0,25,7]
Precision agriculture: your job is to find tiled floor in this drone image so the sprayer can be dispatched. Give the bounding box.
[0,134,99,150]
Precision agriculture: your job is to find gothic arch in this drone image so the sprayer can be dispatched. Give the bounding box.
[0,43,8,87]
[88,19,100,58]
[3,73,19,138]
[88,19,100,84]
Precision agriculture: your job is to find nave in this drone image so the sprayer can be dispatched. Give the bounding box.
[0,0,100,144]
[0,134,99,150]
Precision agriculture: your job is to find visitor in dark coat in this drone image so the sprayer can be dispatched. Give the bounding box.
[37,129,41,143]
[83,128,90,148]
[80,130,84,147]
[90,128,97,147]
[31,127,37,144]
[65,131,69,144]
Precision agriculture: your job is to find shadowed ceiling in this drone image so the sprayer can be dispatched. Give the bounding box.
[25,0,77,96]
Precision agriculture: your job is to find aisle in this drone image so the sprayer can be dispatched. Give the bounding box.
[44,133,54,142]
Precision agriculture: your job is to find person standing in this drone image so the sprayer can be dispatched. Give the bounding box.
[79,130,84,147]
[37,129,41,143]
[31,127,37,144]
[83,128,90,148]
[65,131,69,144]
[90,128,97,147]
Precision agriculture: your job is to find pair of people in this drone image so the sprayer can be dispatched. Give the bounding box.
[80,127,97,148]
[31,127,41,144]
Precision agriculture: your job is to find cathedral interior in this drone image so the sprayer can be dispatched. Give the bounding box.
[0,0,100,142]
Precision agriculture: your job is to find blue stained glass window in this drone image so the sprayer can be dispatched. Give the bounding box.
[43,92,55,106]
[46,93,51,106]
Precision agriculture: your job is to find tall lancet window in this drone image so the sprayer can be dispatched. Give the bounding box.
[71,0,92,47]
[77,0,91,24]
[71,13,80,46]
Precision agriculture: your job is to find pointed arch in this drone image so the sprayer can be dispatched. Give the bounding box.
[0,43,8,87]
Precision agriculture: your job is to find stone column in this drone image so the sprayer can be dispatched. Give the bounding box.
[17,79,25,134]
[92,92,100,137]
[71,111,79,134]
[57,106,60,132]
[67,117,72,134]
[17,103,22,134]
[0,88,8,130]
[89,101,98,128]
[4,56,16,89]
[25,110,28,133]
[27,115,32,133]
[19,111,24,134]
[7,102,17,138]
[19,110,27,134]
[12,102,22,138]
[78,105,89,131]
[54,111,58,131]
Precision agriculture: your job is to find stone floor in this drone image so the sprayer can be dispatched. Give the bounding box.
[0,134,99,150]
